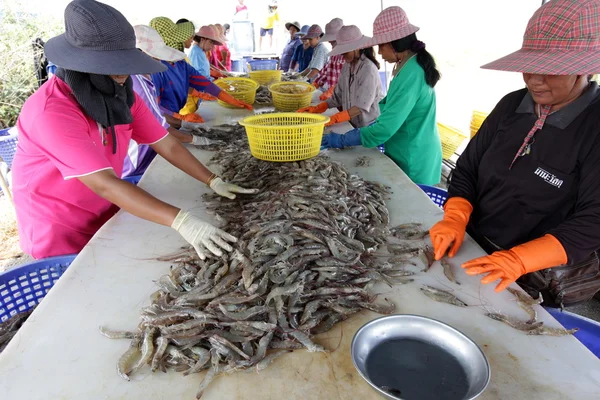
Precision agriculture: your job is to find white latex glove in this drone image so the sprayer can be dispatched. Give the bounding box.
[180,120,210,133]
[191,135,216,146]
[209,177,259,200]
[171,210,237,260]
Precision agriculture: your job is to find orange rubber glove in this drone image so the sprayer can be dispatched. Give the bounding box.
[429,197,473,260]
[325,110,351,127]
[192,90,217,101]
[217,91,253,111]
[297,102,329,114]
[312,81,320,89]
[173,112,205,123]
[320,85,335,101]
[210,69,226,79]
[462,234,567,292]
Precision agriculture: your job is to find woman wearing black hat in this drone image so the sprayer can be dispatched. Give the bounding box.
[10,0,258,260]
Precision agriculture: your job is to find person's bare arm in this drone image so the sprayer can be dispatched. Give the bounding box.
[150,134,213,183]
[168,126,193,143]
[347,106,362,119]
[306,68,320,79]
[78,170,179,226]
[165,114,182,128]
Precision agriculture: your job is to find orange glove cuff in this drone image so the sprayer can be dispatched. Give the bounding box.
[314,102,329,113]
[511,234,568,274]
[443,197,473,226]
[320,85,335,101]
[325,110,351,127]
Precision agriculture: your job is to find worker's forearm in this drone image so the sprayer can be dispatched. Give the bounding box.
[306,69,319,79]
[348,106,362,119]
[165,114,182,128]
[79,173,179,226]
[168,126,193,143]
[151,135,213,184]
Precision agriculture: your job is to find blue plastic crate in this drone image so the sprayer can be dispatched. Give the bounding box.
[247,59,278,71]
[122,174,143,185]
[0,127,18,170]
[545,307,600,358]
[0,254,77,322]
[417,184,448,209]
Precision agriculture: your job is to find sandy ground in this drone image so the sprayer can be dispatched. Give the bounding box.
[0,194,30,273]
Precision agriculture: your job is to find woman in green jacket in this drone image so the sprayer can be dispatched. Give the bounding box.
[321,6,442,185]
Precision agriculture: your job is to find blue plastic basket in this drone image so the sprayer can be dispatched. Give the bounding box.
[0,127,18,170]
[248,59,278,71]
[0,255,77,322]
[545,307,600,358]
[417,184,448,209]
[122,174,143,185]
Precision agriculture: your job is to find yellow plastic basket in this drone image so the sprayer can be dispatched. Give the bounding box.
[438,122,468,159]
[239,113,330,162]
[249,70,282,86]
[269,82,315,111]
[470,110,489,139]
[215,77,259,108]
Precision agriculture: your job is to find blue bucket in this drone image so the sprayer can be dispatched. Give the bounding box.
[0,127,18,169]
[248,59,278,71]
[545,307,600,358]
[0,255,77,322]
[231,59,244,73]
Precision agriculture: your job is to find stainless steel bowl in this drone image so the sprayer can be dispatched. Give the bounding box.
[351,315,490,400]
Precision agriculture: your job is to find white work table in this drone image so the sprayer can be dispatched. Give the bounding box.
[1,101,599,400]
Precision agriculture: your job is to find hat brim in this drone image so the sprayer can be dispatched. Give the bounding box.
[45,34,166,75]
[321,32,341,42]
[365,24,420,47]
[285,22,301,31]
[303,33,322,39]
[481,48,600,75]
[330,35,373,57]
[199,34,224,46]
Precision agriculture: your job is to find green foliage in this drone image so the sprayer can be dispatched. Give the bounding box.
[0,2,63,128]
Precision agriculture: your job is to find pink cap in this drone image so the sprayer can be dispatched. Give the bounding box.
[367,6,419,47]
[482,0,600,74]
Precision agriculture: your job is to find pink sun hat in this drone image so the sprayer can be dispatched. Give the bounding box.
[482,0,600,74]
[329,25,373,57]
[321,18,344,42]
[303,24,324,39]
[198,25,223,46]
[366,6,419,47]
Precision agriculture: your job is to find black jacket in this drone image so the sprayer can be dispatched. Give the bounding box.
[449,83,600,264]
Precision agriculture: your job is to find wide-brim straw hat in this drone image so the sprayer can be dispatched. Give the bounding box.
[45,0,165,75]
[365,6,419,47]
[329,25,372,57]
[481,0,600,74]
[214,24,229,42]
[321,18,344,42]
[197,25,223,46]
[150,16,191,51]
[303,24,324,39]
[285,21,301,31]
[135,25,186,62]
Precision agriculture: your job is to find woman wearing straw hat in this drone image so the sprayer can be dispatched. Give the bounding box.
[300,24,329,81]
[10,0,258,260]
[430,0,600,301]
[320,7,442,186]
[150,17,252,128]
[189,26,223,80]
[313,18,345,100]
[298,25,383,129]
[280,21,301,72]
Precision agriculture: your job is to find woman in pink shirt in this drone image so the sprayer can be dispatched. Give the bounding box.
[11,0,257,260]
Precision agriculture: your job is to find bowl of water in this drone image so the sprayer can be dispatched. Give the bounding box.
[351,315,490,400]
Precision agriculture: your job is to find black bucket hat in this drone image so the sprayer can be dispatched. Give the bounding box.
[44,0,166,75]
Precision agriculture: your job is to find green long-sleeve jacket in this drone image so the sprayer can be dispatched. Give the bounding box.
[359,56,442,185]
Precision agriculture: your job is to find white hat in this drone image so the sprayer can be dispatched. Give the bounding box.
[134,25,186,62]
[321,18,344,42]
[329,25,372,57]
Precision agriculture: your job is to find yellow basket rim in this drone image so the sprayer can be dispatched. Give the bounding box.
[269,82,315,96]
[437,122,469,137]
[239,112,330,128]
[215,77,259,89]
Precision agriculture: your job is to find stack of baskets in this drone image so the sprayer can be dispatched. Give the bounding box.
[437,123,468,160]
[247,59,282,86]
[269,82,315,112]
[214,77,259,108]
[470,111,489,139]
[239,113,330,162]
